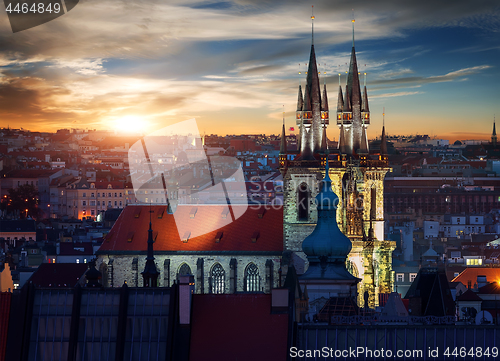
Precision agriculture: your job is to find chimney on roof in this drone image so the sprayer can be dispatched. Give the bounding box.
[477,275,487,289]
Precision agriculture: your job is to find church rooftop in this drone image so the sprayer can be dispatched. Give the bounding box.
[98,204,283,253]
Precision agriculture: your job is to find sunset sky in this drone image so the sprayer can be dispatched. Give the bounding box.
[0,0,499,141]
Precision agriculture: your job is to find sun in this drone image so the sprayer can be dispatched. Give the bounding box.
[114,115,148,134]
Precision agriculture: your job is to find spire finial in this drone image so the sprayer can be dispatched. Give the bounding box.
[351,9,355,47]
[281,105,287,154]
[298,63,301,86]
[311,5,315,45]
[364,72,367,87]
[383,107,385,127]
[149,199,153,228]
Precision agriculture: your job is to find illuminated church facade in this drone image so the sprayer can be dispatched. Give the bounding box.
[280,21,395,308]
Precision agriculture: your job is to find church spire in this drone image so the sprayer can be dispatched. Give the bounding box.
[297,85,304,111]
[280,107,287,154]
[321,83,329,112]
[142,205,159,287]
[492,115,497,146]
[335,18,368,156]
[362,77,369,113]
[337,74,344,112]
[380,108,388,156]
[359,118,368,154]
[338,120,346,154]
[347,38,361,116]
[296,8,323,160]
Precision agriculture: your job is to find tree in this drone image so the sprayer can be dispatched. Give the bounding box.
[2,184,40,219]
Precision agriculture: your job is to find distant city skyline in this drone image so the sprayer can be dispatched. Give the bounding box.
[0,0,498,141]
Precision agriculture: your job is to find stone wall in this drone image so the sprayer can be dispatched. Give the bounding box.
[96,254,282,293]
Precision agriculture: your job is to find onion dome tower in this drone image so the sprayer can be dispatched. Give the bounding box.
[300,159,359,290]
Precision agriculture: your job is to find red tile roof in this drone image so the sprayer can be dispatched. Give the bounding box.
[457,289,483,301]
[189,294,288,361]
[0,292,11,361]
[99,205,283,252]
[28,263,88,287]
[451,268,500,287]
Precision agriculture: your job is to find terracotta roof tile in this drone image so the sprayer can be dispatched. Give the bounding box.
[452,268,500,287]
[99,205,283,252]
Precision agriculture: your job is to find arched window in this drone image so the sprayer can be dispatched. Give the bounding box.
[245,263,260,292]
[211,263,225,294]
[298,183,309,221]
[178,263,192,278]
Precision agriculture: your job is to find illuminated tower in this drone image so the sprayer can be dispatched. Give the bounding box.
[280,17,395,309]
[281,9,329,260]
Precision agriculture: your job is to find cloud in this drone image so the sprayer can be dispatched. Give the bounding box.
[370,91,424,99]
[0,0,498,134]
[370,65,492,86]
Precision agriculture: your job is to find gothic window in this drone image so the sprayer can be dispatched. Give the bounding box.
[370,188,376,220]
[178,263,191,278]
[245,263,260,292]
[211,263,225,294]
[297,183,309,221]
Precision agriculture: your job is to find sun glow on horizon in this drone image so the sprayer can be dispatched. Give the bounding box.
[113,115,149,134]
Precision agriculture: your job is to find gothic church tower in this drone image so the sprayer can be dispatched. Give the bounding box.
[280,18,395,308]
